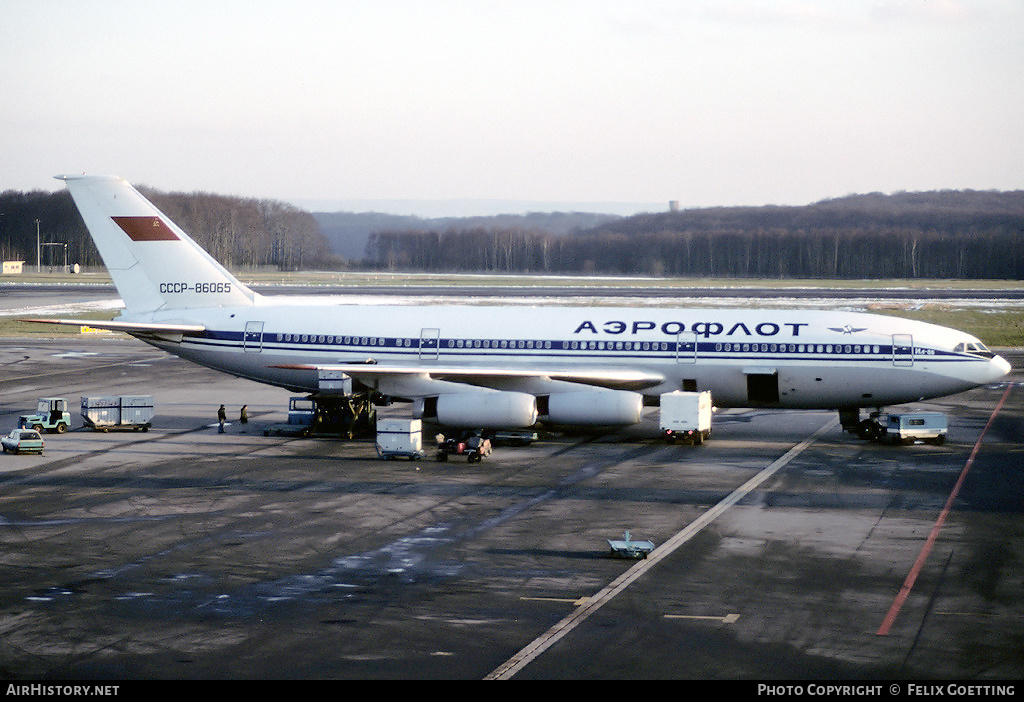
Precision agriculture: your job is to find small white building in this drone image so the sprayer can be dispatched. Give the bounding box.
[2,261,25,275]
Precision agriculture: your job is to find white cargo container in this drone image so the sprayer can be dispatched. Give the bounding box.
[81,395,154,432]
[375,418,425,460]
[659,391,713,445]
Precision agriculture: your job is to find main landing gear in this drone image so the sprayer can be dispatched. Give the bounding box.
[310,393,379,439]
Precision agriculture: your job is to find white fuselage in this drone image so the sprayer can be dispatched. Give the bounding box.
[136,295,1011,410]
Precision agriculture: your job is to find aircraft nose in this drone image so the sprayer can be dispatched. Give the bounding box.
[990,354,1012,382]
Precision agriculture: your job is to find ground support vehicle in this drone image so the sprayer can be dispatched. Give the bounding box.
[376,418,425,460]
[436,432,492,462]
[263,395,378,438]
[659,391,713,445]
[263,397,315,436]
[486,430,539,446]
[2,429,45,455]
[607,531,655,559]
[81,396,154,432]
[883,412,948,445]
[19,398,71,434]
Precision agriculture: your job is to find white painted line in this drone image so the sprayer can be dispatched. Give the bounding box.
[664,613,740,624]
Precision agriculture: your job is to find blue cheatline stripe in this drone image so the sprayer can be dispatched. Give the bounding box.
[175,329,979,365]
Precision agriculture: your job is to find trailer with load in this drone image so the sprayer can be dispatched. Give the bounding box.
[81,395,154,432]
[659,391,713,445]
[436,431,492,462]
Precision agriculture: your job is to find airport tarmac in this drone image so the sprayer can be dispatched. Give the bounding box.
[0,336,1021,680]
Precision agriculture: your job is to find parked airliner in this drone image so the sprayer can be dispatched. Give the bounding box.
[30,175,1010,434]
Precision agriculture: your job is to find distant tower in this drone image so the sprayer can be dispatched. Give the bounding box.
[669,200,680,212]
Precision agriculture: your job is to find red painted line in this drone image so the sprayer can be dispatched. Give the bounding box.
[876,384,1013,635]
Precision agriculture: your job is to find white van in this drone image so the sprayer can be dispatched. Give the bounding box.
[884,412,948,445]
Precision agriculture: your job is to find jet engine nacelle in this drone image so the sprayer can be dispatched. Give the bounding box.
[415,391,538,428]
[545,390,643,426]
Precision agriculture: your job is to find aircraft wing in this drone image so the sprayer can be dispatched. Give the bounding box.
[22,318,206,342]
[271,363,664,391]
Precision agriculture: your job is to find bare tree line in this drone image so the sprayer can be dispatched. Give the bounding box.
[0,187,335,271]
[4,186,1022,279]
[366,191,1024,279]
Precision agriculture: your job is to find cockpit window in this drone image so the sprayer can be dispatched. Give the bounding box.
[957,341,994,358]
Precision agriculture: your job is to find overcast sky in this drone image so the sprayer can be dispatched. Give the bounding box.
[2,0,1022,216]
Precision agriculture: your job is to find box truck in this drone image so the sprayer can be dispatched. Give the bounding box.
[659,391,713,445]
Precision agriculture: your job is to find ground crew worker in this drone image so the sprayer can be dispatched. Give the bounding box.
[218,404,226,433]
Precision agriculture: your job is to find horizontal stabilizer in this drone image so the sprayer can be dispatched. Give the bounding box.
[22,318,205,342]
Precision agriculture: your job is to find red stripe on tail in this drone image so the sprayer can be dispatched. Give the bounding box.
[111,216,179,241]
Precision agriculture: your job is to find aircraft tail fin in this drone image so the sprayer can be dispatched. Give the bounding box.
[56,174,257,313]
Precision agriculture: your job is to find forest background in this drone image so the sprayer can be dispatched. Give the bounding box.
[2,186,1022,281]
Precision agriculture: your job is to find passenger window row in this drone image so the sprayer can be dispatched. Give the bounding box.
[270,333,931,357]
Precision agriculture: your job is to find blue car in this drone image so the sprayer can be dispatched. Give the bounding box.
[2,429,45,455]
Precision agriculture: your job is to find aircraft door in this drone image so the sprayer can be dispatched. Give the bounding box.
[419,328,440,360]
[746,371,780,405]
[676,331,697,363]
[892,334,913,367]
[243,321,264,353]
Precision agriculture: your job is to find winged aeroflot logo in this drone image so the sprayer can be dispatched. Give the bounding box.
[111,216,180,242]
[829,325,868,335]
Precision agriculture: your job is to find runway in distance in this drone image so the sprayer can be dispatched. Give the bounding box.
[29,175,1011,435]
